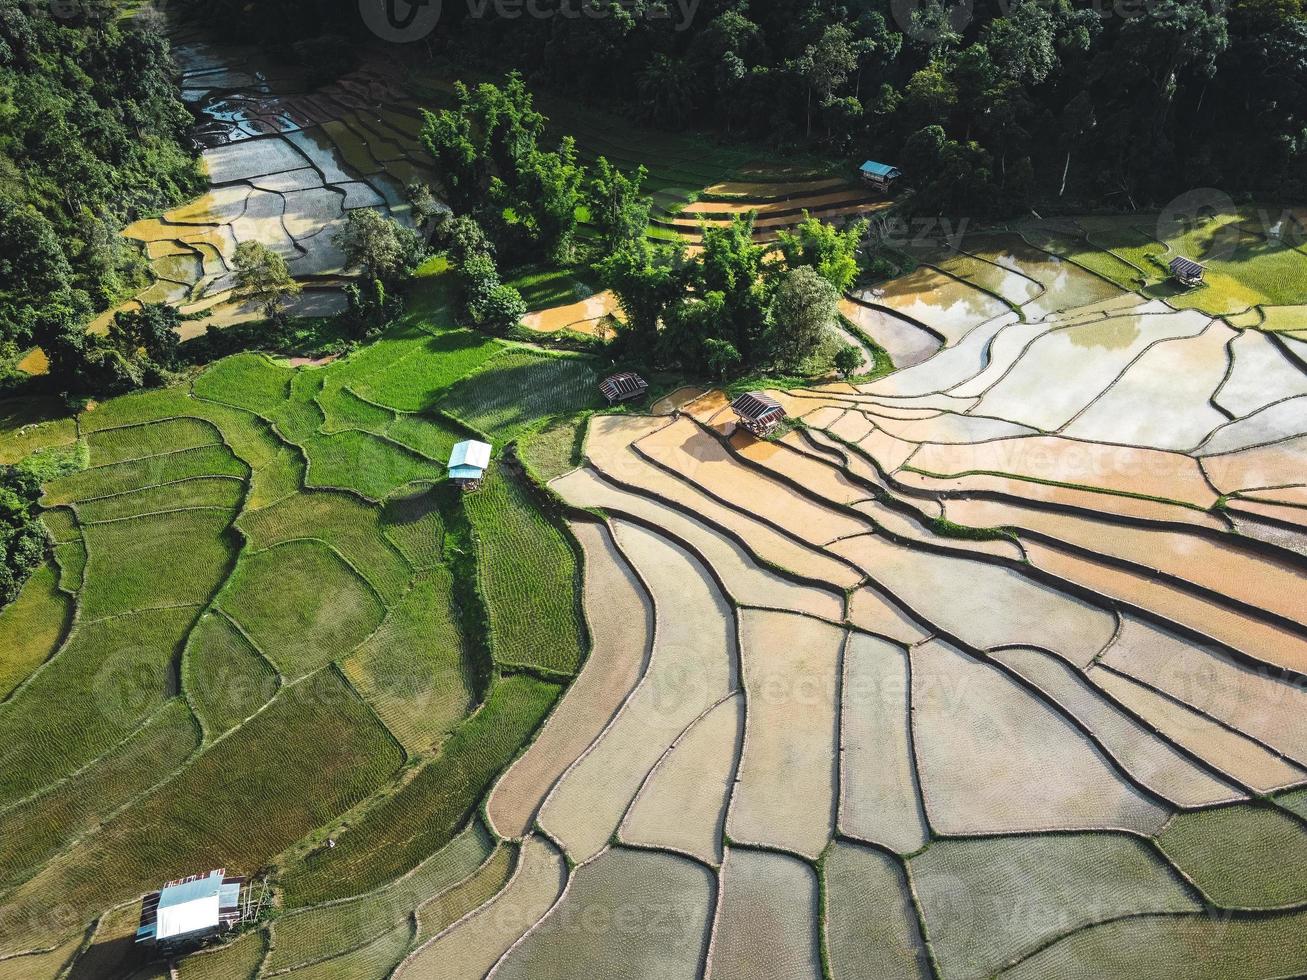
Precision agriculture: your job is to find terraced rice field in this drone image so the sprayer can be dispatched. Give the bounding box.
[0,258,598,975]
[99,33,441,333]
[403,232,1303,978]
[7,30,1307,979]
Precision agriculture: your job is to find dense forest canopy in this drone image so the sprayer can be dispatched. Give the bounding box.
[0,0,201,385]
[179,0,1305,211]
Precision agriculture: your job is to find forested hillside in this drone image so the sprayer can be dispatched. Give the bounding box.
[177,0,1306,212]
[0,0,200,387]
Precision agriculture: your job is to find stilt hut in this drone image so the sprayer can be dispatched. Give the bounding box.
[731,392,786,437]
[599,371,649,404]
[860,160,902,192]
[136,870,248,952]
[1169,256,1206,288]
[448,440,492,491]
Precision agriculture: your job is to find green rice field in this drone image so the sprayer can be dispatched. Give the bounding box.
[0,260,591,971]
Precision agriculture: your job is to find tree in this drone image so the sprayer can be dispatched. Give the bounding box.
[777,213,868,294]
[766,267,840,371]
[901,61,959,131]
[441,215,497,266]
[333,209,426,287]
[902,124,998,214]
[509,137,586,263]
[459,251,504,325]
[794,24,858,138]
[342,279,403,339]
[595,239,685,357]
[479,284,528,336]
[233,241,301,321]
[696,214,772,363]
[588,157,651,250]
[834,344,863,379]
[108,303,182,371]
[982,0,1059,85]
[0,198,87,351]
[0,465,48,612]
[420,97,482,214]
[406,182,451,243]
[456,250,525,335]
[637,54,698,129]
[703,336,742,379]
[419,73,547,213]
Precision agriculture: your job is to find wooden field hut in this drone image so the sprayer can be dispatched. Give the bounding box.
[731,392,786,437]
[1170,256,1206,288]
[448,439,492,491]
[136,870,247,951]
[599,371,649,404]
[860,160,902,192]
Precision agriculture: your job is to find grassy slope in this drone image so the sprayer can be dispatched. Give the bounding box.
[0,265,593,962]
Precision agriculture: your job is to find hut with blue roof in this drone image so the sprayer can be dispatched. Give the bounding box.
[448,439,493,491]
[860,160,902,192]
[136,869,248,951]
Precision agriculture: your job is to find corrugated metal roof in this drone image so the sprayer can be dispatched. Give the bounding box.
[861,160,901,178]
[449,465,486,480]
[599,372,649,402]
[449,440,492,471]
[1170,256,1205,277]
[731,392,784,421]
[155,871,224,940]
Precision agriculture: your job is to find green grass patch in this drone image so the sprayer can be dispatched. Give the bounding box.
[77,387,286,480]
[247,444,305,509]
[519,415,586,482]
[334,320,502,414]
[278,673,560,906]
[54,538,86,592]
[267,370,327,445]
[464,465,585,675]
[380,484,444,569]
[302,429,441,501]
[183,612,279,739]
[318,380,395,434]
[383,411,465,462]
[192,352,292,417]
[267,822,492,971]
[74,476,245,524]
[79,507,237,621]
[505,265,597,311]
[439,348,600,446]
[236,490,413,605]
[0,562,71,700]
[174,930,267,980]
[85,418,224,467]
[39,505,78,542]
[3,668,404,939]
[0,699,199,888]
[1157,803,1307,908]
[929,516,1018,544]
[413,843,516,943]
[0,605,195,804]
[0,397,78,466]
[17,438,88,484]
[340,567,475,756]
[41,444,249,506]
[219,540,385,680]
[1003,906,1307,979]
